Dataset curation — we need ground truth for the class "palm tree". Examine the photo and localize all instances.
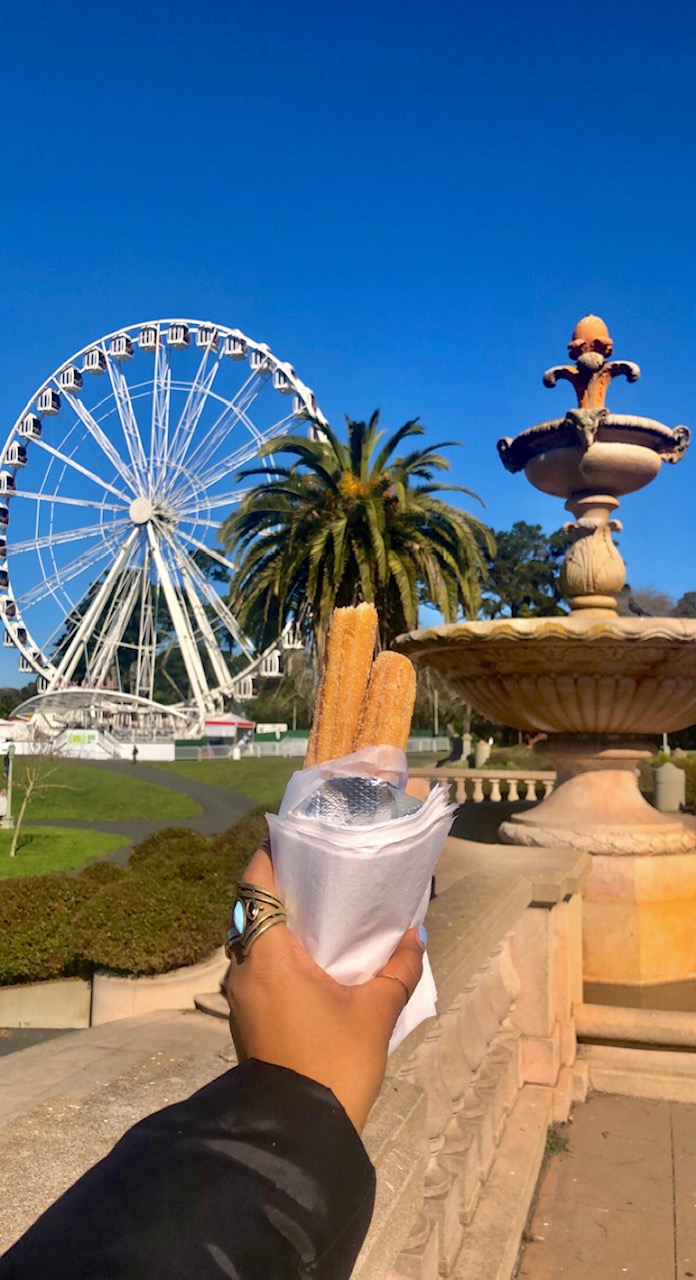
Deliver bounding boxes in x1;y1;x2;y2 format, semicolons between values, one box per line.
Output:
221;412;494;658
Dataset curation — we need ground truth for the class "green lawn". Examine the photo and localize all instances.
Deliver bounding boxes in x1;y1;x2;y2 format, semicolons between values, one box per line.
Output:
0;826;127;878
14;761;199;821
152;757;299;810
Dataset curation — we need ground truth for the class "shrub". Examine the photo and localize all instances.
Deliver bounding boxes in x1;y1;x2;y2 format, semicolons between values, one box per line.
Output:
210;809;269;860
129;827;208;867
0;809;272;985
0;876;93;985
78;861;126;886
73;874;229;976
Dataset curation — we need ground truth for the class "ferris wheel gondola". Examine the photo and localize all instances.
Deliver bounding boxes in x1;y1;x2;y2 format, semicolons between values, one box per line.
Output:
0;319;325;730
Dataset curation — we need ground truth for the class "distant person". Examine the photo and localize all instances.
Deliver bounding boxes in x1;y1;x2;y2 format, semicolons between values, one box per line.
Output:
436;721;463;769
132;744;138;765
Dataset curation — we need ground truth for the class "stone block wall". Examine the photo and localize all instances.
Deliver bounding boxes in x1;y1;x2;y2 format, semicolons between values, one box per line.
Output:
354;841;591;1280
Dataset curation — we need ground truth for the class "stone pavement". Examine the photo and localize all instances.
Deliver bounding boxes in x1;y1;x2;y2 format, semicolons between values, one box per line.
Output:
0;1010;233;1254
2;1010;696;1277
517;1092;696;1280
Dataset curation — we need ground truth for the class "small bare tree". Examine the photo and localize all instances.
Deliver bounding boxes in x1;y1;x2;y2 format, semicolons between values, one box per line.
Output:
8;750;72;858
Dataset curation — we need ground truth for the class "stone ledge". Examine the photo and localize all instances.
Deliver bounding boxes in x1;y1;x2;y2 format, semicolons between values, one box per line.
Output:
355;1080;426;1280
579;1043;696;1103
452;1084;552;1280
0;951;229;1030
0;977;91;1030
438;836;591;906
91;949;228;1026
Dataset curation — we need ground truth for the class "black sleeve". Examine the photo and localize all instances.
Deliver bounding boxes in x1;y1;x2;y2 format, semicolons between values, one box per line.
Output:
0;1059;376;1280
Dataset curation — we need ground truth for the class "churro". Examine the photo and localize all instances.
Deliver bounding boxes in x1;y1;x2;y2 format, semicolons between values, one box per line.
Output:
304;602;378;765
353;651;417;752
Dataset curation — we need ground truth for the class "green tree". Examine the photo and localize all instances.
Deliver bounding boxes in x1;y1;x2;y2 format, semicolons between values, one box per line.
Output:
482;521;567;618
672;592;696;618
222;413;494;656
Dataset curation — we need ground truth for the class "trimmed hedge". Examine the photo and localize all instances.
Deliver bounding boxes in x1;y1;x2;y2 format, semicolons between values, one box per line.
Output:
0;876;93;984
0;811;265;985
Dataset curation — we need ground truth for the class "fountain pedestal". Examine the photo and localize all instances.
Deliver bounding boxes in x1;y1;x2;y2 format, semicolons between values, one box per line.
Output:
500;738;696;987
499;738;695;856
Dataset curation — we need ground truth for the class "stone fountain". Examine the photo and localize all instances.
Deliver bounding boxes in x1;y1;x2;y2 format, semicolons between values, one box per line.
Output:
400;316;696;989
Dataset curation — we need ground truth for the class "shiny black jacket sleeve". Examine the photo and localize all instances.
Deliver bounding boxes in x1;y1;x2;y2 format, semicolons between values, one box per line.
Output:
0;1059;376;1280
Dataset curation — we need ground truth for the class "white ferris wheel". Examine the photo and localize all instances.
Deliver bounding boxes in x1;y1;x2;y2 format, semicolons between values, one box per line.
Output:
0;319;325;729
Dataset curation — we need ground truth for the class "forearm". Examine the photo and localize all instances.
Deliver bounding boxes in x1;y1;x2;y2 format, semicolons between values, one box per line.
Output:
0;1060;376;1280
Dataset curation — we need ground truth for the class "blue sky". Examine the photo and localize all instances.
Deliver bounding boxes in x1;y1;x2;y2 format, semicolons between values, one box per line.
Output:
0;0;694;684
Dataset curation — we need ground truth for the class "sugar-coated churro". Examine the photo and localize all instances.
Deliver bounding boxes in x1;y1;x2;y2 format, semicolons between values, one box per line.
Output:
353;651;417;752
304;602;378;766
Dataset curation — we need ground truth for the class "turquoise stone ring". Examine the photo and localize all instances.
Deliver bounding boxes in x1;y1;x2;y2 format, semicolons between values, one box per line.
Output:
225;883;287;957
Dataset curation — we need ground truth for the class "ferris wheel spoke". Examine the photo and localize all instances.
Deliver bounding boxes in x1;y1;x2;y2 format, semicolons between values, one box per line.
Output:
173;486;256;522
134;545;156;701
171;530;236;575
9;517;131;556
15;531;127;612
194;411;297;492
149;341;172;484
106;354;149;489
33;438;131;504
48;529;140;687
177;371;268;482
61;390;138;491
16;490;125;512
88;566;143;687
147;527;212;715
162;534;234;692
182;550;255;660
166;347;224;475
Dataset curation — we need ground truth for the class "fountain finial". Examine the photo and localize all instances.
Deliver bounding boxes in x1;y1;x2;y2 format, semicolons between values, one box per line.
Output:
542;314;640;411
497;316;691;614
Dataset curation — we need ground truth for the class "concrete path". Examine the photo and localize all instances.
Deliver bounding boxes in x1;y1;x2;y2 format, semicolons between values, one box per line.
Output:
517;1092;696;1280
0;1011;233;1254
31;759;256;864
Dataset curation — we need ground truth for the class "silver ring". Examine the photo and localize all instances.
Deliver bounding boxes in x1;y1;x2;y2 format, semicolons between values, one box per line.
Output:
225;883;287;957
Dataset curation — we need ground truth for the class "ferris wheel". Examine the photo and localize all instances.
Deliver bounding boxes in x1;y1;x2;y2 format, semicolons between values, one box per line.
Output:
0;319;325;722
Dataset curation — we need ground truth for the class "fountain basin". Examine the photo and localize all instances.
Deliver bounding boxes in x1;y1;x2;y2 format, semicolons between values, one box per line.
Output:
398;614;696;735
498;413;690;499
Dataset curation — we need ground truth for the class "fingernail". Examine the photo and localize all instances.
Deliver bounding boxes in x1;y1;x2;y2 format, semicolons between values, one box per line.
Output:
417;924;428;948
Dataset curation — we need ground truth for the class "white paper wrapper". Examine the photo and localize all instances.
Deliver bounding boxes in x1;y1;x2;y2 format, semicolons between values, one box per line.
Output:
267;746;455;1052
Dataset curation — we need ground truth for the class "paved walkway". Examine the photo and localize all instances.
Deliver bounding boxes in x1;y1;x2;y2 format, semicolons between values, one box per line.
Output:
2;1021;695;1276
517;1092;696;1280
32;760;256;864
0;1012;233;1254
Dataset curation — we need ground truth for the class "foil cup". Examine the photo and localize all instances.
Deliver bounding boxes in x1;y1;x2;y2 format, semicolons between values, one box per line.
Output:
290;775;422;827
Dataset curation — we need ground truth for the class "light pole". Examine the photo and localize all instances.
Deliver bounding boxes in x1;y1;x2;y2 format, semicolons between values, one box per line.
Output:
2;744;15;829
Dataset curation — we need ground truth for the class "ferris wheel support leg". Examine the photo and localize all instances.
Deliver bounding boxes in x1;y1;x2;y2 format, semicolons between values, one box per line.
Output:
146;526;212;722
174;557;235;694
49;530;140;689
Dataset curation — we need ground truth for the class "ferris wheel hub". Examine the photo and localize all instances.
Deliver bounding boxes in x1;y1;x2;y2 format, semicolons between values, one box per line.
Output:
129;496;155;525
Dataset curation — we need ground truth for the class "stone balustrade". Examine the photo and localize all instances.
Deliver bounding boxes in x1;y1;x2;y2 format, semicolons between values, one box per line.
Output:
354;838;591;1280
408;767;556;805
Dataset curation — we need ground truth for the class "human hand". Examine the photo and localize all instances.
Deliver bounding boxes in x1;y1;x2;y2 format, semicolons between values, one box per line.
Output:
226;844;425;1133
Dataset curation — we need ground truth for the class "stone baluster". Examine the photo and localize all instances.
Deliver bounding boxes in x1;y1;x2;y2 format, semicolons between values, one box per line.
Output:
542;778;554;797
406;1025;463;1275
438;995;474;1114
455;778;467;803
471;963;502;1050
497;933;521;1004
489;776;502;802
387;1213;439;1280
471;777;485;803
506;777;519;801
523;778;537;801
484;945;514;1024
